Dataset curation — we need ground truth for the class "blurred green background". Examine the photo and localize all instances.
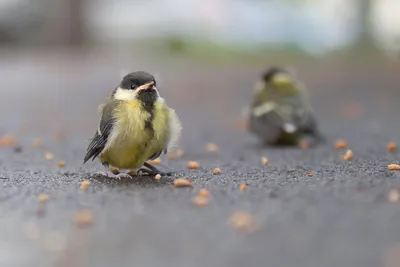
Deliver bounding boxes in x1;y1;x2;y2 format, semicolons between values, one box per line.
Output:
0;0;399;60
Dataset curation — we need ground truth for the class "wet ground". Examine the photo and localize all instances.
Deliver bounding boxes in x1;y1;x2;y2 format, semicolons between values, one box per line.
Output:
1;47;400;267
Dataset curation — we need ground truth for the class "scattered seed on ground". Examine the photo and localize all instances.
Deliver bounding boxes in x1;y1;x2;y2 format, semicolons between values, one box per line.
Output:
173;178;193;187
187;161;199;169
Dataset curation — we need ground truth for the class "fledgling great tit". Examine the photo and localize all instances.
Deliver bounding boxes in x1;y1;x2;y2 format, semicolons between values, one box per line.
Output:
84;71;182;176
249;67;323;146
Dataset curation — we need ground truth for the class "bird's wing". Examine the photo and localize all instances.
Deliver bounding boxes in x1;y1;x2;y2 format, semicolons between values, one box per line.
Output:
164;107;182;154
83;99;118;163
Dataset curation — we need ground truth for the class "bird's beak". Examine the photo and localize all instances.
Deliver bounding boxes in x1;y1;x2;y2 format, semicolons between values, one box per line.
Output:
272;73;292;86
136;81;155;93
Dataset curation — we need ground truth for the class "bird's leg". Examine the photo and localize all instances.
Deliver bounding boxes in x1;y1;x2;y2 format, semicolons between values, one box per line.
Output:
137;162;172;176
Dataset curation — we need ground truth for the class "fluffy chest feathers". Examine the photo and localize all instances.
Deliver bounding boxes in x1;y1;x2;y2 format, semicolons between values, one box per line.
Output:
101;98;170;169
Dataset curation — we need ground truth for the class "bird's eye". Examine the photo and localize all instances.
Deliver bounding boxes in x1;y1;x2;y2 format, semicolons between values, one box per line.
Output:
130;84;137;90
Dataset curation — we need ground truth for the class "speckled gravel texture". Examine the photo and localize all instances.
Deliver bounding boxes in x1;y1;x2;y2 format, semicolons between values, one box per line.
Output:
1;48;400;267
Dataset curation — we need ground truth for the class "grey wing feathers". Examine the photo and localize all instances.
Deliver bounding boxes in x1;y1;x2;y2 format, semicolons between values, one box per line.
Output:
83;100;118;163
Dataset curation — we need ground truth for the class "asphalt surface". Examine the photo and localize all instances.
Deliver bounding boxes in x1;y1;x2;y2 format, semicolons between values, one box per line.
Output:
1;48;400;267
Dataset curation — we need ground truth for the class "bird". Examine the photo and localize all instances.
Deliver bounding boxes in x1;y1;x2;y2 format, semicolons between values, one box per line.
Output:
248;67;323;147
84;71;182;176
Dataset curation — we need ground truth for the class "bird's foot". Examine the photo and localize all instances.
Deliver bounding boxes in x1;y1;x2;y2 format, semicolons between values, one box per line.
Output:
116;173;132;180
136;162;173;176
92;171;109;178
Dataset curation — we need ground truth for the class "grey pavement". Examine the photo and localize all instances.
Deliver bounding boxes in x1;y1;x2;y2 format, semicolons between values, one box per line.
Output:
1;48;400;267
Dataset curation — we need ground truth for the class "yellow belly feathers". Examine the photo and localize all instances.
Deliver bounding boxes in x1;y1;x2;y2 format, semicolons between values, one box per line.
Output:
100;99;170;169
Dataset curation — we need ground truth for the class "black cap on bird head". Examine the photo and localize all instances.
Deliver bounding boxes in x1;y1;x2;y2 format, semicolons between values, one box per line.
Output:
262;67;289;82
262;67;293;87
120;71;156;90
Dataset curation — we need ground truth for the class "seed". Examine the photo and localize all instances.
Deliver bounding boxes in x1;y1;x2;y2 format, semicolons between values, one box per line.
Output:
176;149;184;158
155;174;161;180
239;184;247;191
298;139;309;149
73;210;93;227
341;149;353;161
212;168;222;175
261;157;269;166
173;178;193;187
206;143;218;152
388;189;400;203
187;161;199;169
229;211;257;232
0;136;15;147
45;151;54;161
388;142;397;152
57;161;65;167
335;139;347;149
388;164;400;171
198;189;210;198
38;193;49;203
127;170;137;176
109;167;120;175
307;173;313;177
192;196;209;207
80;180;90;191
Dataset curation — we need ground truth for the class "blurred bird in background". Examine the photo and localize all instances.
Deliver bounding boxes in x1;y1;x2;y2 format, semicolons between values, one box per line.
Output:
249;67;323;147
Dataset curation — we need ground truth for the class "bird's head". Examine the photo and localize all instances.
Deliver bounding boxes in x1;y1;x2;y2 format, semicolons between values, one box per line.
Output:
257;67;299;95
113;71;159;105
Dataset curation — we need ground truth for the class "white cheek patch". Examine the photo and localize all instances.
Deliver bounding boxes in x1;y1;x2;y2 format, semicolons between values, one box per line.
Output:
113;87;137;101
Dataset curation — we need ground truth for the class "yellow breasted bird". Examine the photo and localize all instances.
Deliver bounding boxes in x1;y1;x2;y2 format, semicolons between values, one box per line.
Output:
84;71;182;175
249;67;323;146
